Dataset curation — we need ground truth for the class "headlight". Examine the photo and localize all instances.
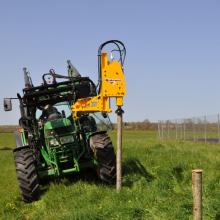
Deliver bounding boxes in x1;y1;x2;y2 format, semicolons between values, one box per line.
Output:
60;135;74;144
49;139;59;146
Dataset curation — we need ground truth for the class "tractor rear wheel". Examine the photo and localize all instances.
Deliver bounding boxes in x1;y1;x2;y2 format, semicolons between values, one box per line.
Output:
90;132;116;184
14;148;40;202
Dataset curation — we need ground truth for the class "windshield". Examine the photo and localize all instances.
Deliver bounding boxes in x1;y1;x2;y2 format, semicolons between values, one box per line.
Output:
35;102;112;131
54;102;72;118
36;102;72;119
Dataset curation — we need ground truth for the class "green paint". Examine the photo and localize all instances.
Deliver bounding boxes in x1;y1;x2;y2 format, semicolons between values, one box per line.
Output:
20;131;27;146
37;115;98;179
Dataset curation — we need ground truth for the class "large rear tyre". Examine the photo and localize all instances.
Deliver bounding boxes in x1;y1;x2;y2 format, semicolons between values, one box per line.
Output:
14;148;40;202
90;133;116;184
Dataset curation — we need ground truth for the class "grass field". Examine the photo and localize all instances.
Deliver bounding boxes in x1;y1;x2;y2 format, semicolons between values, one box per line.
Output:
0;131;220;220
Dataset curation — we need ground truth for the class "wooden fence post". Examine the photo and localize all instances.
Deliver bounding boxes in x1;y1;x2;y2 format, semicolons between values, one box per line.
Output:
192;169;203;220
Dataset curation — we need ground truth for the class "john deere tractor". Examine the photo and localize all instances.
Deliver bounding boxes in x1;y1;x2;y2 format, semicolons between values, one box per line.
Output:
4;40;126;202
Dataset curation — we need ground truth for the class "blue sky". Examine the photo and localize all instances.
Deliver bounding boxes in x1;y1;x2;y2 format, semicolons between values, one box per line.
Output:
0;1;220;124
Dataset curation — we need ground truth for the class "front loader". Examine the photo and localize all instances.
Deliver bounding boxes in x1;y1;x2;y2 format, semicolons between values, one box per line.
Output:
4;40;126;202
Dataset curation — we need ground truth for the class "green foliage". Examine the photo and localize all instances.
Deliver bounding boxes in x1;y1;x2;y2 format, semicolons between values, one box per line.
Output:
0;131;219;219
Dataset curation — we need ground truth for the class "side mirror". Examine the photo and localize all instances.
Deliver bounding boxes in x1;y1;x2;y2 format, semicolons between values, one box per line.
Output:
4;98;12;111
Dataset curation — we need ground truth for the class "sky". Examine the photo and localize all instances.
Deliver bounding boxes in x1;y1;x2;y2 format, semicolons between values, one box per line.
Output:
0;1;220;124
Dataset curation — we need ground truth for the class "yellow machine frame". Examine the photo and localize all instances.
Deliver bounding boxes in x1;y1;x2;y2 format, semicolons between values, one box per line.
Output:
71;52;126;118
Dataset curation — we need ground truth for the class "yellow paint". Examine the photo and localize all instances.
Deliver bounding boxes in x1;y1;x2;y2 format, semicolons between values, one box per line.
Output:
72;52;126;118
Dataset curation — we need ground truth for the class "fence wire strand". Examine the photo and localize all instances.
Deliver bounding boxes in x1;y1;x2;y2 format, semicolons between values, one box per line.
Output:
157;114;220;143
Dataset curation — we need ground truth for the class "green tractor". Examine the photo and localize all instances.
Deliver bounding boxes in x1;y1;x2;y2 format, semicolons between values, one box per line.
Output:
4;40;126;202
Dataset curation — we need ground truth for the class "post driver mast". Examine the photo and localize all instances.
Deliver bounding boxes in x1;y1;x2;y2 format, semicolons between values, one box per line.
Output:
72;40;126;191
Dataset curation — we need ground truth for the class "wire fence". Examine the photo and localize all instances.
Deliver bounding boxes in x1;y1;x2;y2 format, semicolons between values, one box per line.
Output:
157;114;220;143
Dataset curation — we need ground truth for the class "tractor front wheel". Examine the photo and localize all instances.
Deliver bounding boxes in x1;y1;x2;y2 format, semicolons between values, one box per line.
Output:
90;132;116;184
14;148;40;202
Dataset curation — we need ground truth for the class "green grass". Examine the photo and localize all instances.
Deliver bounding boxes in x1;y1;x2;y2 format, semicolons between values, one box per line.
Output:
0;131;220;220
0;133;15;148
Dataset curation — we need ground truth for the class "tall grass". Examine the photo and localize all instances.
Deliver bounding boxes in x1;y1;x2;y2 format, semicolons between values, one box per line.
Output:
0;131;219;219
